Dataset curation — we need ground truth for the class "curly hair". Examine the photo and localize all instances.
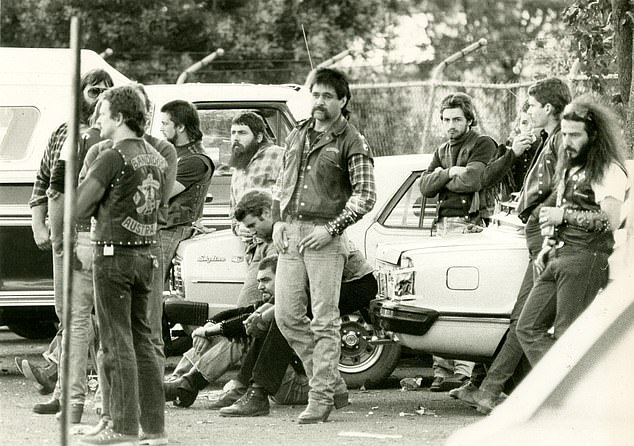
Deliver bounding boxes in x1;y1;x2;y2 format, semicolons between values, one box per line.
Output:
557;94;626;184
233;189;272;222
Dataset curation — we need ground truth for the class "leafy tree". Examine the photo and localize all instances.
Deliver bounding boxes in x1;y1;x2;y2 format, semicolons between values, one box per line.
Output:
564;0;634;156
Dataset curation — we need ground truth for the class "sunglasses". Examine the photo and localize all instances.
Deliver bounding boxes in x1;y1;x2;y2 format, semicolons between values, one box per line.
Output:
86;86;108;99
562;104;593;123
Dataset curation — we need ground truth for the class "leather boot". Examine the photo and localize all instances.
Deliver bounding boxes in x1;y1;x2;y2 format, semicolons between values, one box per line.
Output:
297;401;333;424
33;398;60;414
219;387;270;417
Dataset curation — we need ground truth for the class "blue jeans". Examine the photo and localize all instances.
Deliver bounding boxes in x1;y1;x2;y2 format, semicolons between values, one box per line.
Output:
93;245;165;436
55;231;98;405
275;220;348;406
517;246;609;366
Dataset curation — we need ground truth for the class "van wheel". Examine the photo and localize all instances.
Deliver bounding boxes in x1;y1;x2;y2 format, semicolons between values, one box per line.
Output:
8;322;57;340
339;312;401;389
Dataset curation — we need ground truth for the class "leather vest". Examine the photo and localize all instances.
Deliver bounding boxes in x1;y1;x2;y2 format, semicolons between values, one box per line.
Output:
93;138;167;245
164;152;214;228
556;168;614;254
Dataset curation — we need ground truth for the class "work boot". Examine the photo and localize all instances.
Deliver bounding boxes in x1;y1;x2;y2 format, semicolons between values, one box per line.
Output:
219;387;270;417
208;386;246;410
22;359;57;395
297;401;333;424
33;398;60;414
471;389;501;415
55;403;84;424
164;370;207;408
448;381;479;409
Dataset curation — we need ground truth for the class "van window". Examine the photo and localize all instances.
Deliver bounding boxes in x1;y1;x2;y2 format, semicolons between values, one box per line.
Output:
0;107;40;161
195;107;292;207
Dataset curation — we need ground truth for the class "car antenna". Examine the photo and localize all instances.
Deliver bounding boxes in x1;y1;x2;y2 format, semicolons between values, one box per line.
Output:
301;24;314;70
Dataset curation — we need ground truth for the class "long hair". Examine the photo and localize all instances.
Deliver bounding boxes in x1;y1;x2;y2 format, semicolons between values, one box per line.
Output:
160;100;203;142
308;68;352;119
556;95;626;184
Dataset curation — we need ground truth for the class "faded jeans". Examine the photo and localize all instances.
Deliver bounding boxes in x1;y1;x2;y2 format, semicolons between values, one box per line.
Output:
181;337;244;382
517;246;609;366
275;220;348;406
93;245;165;436
54;231;98;405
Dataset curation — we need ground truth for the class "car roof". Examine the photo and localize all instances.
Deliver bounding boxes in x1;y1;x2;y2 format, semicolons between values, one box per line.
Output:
144;83;312;122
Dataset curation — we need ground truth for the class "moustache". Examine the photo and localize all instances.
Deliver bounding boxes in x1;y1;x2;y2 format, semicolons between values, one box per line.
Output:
312;106;327;113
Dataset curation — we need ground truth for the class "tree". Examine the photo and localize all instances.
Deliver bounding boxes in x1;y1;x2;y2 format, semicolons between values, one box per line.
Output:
0;0;410;84
564;0;634;156
413;0;566;83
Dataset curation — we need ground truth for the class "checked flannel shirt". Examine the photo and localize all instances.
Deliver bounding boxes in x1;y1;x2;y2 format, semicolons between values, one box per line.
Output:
29;123;68;208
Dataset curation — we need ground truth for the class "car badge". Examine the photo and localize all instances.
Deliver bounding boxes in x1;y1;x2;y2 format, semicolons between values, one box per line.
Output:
231;256;244;263
197;255;226;263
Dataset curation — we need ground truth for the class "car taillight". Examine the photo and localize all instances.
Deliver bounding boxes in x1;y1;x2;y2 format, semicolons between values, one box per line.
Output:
169;255;184;297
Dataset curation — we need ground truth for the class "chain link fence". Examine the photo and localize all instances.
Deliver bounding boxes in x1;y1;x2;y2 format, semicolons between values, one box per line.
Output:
349;78;620;157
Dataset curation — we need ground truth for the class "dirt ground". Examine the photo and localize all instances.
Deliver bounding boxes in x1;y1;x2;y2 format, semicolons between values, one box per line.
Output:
0;328;482;446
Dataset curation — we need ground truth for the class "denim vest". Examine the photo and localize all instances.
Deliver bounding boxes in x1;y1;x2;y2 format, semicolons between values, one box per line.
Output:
164;152;214;229
556;168;614;254
93;139;167;245
279;116;370;220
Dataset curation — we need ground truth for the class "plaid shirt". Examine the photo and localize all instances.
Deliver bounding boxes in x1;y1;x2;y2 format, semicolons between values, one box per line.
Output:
29;123;68;208
230;142;284;210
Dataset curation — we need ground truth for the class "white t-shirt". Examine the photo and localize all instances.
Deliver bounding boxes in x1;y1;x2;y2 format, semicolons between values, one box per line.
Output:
593;162;628;204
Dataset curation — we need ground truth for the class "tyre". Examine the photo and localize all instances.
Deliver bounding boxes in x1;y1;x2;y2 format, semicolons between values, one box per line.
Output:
338;312;401;389
8;321;58;340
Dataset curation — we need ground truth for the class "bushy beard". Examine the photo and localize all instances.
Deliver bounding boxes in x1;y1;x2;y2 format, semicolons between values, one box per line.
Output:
229;139;260;169
564;141;590;168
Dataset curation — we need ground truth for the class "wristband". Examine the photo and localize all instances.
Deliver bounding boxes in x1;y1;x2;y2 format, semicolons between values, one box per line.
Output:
562;208;610;232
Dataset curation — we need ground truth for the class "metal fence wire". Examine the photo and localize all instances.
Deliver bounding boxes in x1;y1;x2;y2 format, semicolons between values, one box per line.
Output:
348;78;619;157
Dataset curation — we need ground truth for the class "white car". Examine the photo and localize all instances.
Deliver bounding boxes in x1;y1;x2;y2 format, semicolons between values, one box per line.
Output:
446;195;634;446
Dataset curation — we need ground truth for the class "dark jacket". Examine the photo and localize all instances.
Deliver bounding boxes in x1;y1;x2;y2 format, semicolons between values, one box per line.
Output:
277;115;372;220
420;130;496;218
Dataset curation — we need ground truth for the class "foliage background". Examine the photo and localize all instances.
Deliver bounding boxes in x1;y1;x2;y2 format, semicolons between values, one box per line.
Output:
1;0;631;156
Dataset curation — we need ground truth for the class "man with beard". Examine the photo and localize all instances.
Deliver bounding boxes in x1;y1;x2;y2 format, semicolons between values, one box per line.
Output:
420;92;497;232
450;78;571;414
229;111;283;306
517;96;627;366
159;100;214;285
23;69;114;416
272;68;376;424
418;92;497;393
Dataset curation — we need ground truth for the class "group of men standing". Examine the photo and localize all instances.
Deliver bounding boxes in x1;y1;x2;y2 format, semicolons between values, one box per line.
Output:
22;63;627;444
26;67;376;444
417;78;627;415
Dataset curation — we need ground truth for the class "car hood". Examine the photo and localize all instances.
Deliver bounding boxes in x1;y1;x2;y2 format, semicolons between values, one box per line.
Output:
376;229;526;265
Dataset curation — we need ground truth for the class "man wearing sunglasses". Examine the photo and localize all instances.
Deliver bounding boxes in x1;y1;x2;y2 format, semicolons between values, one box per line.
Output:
24;69;114;419
517;96;628;365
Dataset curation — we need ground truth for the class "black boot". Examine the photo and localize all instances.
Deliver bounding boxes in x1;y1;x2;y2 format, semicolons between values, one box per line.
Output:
165;370;208;408
219;386;270;417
